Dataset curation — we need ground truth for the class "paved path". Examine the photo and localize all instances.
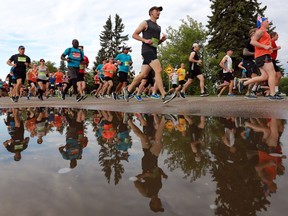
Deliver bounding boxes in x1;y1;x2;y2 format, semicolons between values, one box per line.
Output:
1;95;288;119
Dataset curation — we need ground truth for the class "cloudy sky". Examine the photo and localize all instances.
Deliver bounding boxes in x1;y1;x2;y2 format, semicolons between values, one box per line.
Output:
0;0;287;80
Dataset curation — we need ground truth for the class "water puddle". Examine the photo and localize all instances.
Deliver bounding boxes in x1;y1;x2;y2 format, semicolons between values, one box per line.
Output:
0;107;287;215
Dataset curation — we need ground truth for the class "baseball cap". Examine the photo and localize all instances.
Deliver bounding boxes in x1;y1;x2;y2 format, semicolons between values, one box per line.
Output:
256;15;267;28
18;45;25;49
149;6;163;15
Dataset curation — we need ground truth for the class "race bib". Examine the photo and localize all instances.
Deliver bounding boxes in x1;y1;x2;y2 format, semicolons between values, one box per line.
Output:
18;56;27;62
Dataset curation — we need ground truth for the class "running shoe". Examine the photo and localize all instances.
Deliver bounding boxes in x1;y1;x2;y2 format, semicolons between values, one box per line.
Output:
200;92;209;97
105;94;111;98
77;95;84;102
227;93;235;97
150;94;160;99
128;93;134;100
276;92;286;97
99;94;105;99
82;95;88;101
179;92;185;98
162;92;176;104
135;95;143;101
14;96;19;102
244;94;257;99
268;94;285;101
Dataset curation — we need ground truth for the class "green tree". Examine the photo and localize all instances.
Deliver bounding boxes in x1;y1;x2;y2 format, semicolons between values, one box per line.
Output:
59;60;67;73
207;0;266;58
158;16;207;94
95;14;129;67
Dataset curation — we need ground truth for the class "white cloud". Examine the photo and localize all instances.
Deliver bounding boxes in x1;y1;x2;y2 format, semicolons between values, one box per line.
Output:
0;0;287;80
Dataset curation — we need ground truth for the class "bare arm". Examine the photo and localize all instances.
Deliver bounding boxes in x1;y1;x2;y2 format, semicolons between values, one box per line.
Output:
7;59;15;67
189;51;201;63
219;56;229;71
250;30;272;50
132;21;150;44
238;61;246;70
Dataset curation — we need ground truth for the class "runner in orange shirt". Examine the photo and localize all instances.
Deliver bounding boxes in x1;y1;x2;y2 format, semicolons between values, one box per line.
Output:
26;63;38;99
100;57;117;98
55;70;64;98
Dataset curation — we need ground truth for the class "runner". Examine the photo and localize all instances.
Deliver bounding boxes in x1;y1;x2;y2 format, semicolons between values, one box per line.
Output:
6;45;31;102
60;39;84;100
123;6;176;104
238;16;284;101
77;45;89;101
112;46;133;100
36;59;50;101
26;63;38;99
179;43;209;98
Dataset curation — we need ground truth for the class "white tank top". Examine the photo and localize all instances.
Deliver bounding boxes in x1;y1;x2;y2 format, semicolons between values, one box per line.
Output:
223;55;233;73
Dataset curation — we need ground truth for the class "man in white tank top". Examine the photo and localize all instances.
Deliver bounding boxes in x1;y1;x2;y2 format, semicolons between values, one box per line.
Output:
219;48;235;96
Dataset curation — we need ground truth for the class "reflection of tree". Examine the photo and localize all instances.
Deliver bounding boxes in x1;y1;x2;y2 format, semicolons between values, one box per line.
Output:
98;141;127;185
163;116;211;182
210;117;269;216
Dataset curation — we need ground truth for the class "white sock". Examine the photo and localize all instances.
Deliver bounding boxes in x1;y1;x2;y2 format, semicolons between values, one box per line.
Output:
275;86;279;92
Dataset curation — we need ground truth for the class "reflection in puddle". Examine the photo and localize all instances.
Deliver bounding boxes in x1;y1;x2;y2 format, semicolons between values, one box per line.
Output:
0;107;287;215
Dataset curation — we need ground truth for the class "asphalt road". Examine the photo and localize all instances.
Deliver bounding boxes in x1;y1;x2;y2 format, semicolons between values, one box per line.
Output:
1;95;288;119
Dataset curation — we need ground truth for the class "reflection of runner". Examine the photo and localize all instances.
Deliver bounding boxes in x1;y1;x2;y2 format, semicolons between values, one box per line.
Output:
3;108;30;161
59;109;87;169
128;114;167;212
35;107;49;144
184;115;205;162
244;118;286;196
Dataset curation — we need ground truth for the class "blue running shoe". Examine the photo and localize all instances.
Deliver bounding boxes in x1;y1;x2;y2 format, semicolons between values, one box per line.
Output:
151;94;160;99
135;95;143;101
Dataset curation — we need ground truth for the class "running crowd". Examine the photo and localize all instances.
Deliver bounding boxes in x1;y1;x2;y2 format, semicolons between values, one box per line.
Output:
0;7;285;103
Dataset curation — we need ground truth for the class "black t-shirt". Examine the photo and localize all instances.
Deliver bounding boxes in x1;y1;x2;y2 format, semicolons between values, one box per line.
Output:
9;54;31;74
242;40;255;61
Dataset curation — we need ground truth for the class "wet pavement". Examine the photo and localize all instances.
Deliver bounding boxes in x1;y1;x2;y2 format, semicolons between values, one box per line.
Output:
1;95;288;118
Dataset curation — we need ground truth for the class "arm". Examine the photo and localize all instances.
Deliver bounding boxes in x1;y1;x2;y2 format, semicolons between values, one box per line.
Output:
7;57;15;67
132;21;152;45
250;30;272;50
219;56;229;71
238;61;246;70
189;51;201;64
61;49;70;62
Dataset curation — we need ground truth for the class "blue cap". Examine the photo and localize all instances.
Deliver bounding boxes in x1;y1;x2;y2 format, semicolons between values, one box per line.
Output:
257;15;267;28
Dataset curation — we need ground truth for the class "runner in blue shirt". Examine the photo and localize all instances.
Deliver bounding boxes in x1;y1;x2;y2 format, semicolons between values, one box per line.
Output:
112;47;133;100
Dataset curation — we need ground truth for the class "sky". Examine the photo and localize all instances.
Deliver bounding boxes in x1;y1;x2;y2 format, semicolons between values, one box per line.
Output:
0;0;287;80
